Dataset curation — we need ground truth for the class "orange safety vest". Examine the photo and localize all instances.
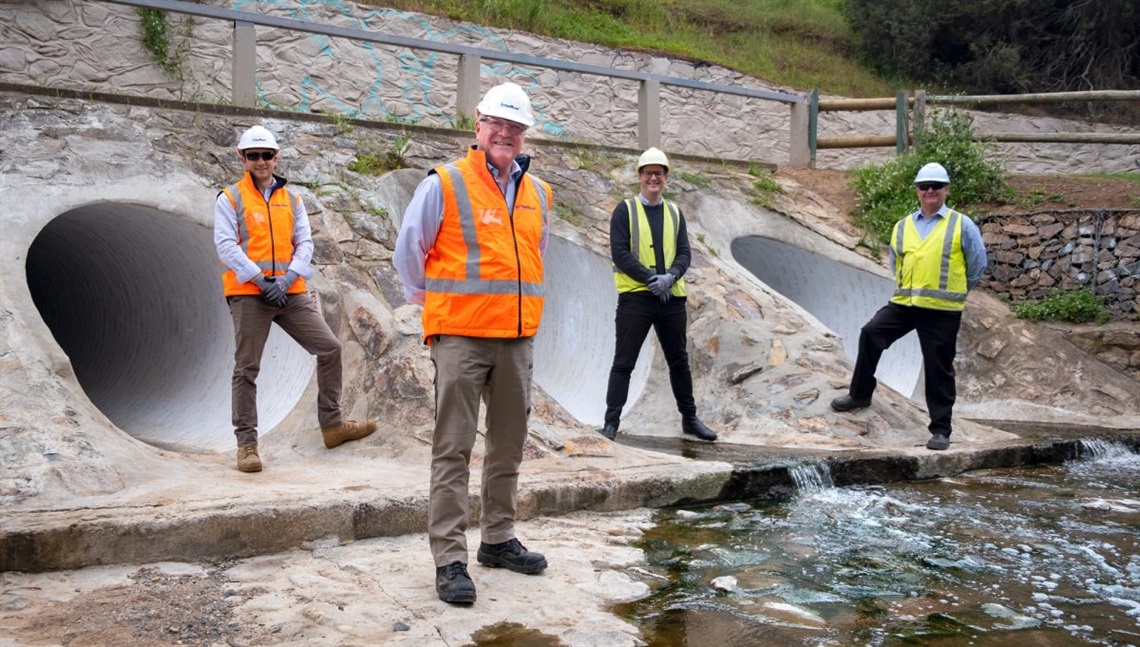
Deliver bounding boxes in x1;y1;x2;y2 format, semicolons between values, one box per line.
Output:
219;173;308;297
421;147;551;343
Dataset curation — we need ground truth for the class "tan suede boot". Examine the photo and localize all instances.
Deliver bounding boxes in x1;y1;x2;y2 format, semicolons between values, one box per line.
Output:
321;419;377;449
236;446;262;472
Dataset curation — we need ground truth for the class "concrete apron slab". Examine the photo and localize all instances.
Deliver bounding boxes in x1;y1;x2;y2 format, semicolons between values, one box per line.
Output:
5;430;1138;573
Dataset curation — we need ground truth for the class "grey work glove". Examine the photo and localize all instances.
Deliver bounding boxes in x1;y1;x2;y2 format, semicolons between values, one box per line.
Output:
646;273;675;296
263;271;297;308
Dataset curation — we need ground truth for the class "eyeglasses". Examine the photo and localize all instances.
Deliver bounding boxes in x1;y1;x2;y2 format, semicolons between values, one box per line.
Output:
916;183;946;192
640;170;666;179
479;117;528;136
243;151;277;161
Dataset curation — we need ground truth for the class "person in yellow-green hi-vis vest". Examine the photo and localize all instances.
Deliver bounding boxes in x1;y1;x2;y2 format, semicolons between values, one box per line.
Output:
830;162;989;451
600;148;717;443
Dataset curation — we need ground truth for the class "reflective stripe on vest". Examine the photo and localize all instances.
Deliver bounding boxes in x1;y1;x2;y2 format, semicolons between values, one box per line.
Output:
421;148;550;341
220;174;307;297
890;209;967;311
613;198;687;296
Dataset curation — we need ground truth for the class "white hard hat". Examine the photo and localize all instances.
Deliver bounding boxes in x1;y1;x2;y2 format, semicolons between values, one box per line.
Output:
914;162;950;184
637;147;670;172
238;125;279;150
476;82;535;128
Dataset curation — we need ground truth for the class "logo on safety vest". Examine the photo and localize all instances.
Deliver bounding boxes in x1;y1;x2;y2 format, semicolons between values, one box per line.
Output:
478;209;503;225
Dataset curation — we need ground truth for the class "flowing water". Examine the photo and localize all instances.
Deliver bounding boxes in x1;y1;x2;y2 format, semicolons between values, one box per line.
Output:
619;440;1140;646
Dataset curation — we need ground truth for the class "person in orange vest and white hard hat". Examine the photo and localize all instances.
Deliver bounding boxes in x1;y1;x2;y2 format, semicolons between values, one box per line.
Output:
600;147;718;443
830;162;988;451
214;124;376;473
394;81;553;605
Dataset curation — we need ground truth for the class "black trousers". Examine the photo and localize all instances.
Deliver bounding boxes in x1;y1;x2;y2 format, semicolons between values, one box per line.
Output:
850;302;963;435
604;292;695;428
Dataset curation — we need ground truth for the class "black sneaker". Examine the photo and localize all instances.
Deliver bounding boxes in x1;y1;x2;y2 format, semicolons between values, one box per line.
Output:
435;561;476;604
926;432;951;451
476;538;548;574
681;416;718;441
599;425;618;440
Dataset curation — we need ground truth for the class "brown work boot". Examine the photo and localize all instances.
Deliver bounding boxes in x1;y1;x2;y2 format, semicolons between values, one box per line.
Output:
236;446;262;472
321;419;377;449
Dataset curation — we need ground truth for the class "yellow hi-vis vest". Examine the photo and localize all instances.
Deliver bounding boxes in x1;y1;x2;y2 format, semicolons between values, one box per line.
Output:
613;198;687;297
890;209;968;311
421;147;551;343
219;173;307;297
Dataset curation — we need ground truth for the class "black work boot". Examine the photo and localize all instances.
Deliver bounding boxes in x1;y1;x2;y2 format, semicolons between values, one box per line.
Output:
436;561;476;604
681;416;718;441
599;424;618;440
926;432;951;451
830;394;872;412
477;538;548;574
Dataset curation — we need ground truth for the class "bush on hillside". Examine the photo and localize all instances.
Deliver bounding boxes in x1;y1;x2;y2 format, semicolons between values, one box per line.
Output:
849;110;1010;244
1012;289;1111;325
843;0;1140;118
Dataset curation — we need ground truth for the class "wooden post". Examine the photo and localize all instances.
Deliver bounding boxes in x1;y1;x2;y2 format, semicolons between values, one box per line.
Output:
808;88;819;168
788;98;809;168
638;79;661;150
456;53;481;126
895;90;908;155
913;89;927;148
232;20;256;108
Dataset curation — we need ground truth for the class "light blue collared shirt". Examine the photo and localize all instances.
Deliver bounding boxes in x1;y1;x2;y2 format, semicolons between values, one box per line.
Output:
393;159;548;305
888;205;988;290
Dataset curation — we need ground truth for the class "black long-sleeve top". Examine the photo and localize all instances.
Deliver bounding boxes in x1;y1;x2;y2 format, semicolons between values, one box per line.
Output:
609;197;692;285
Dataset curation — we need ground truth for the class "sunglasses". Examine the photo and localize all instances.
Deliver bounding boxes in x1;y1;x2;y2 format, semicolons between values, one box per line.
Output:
916;183;946;192
243;151;277;161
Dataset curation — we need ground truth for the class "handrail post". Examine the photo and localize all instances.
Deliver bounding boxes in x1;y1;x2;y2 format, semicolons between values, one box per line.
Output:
638;79;661;150
232;20;256;108
808;88;819;168
788;97;809;168
895;89;907;155
913;89;927;147
456;53;481;125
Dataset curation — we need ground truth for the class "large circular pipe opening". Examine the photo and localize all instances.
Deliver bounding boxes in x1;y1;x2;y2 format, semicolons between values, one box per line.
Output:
534;236;652;427
25;203;313;452
731;236;921;398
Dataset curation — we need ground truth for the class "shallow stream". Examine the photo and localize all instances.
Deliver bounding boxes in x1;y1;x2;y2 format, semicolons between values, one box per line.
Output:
621;439;1140;646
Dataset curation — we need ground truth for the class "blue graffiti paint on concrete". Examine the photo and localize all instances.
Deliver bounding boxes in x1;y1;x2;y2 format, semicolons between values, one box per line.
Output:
232;0;565;136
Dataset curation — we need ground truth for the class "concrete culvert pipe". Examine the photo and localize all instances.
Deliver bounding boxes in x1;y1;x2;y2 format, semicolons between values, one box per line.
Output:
533;236;652;428
731;235;922;398
25;203;313;453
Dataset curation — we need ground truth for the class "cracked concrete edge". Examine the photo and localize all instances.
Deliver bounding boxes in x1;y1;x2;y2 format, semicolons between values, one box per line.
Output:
7;432;1140;573
1;460;735;572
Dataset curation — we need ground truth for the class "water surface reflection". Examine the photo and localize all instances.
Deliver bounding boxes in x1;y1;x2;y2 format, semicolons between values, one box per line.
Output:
622;440;1140;646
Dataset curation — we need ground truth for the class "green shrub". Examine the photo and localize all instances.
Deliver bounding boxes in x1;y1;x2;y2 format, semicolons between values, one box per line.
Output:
347;135;411;175
849;109;1011;244
1011;289;1111;325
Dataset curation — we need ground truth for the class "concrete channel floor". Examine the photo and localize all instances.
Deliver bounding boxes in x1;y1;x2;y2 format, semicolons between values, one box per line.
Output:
3;425;1138;647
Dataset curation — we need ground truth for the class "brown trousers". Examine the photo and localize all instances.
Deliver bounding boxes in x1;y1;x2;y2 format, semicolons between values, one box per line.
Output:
428;335;534;567
228;293;343;446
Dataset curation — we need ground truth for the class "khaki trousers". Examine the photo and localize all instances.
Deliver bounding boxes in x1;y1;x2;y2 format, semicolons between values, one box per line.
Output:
228;293;343;446
428;335;534;567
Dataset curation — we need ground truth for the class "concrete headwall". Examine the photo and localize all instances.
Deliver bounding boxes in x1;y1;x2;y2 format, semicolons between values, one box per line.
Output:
2;0;1138;173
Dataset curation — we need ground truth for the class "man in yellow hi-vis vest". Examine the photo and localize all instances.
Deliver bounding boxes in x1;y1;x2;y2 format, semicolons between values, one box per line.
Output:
830;162;988;450
394;82;552;605
600;148;718;443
